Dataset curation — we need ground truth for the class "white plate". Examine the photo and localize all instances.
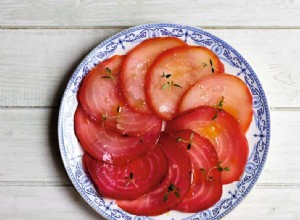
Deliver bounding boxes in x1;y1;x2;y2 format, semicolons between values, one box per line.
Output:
58;23;270;220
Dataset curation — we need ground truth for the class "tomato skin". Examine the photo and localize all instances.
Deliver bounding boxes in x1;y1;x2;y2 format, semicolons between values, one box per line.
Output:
121;37;187;114
170;130;222;212
117;132;191;216
166;106;249;184
145;45;224;120
86;146;168;200
179;74;253;132
78;55;162;136
74;106;161;164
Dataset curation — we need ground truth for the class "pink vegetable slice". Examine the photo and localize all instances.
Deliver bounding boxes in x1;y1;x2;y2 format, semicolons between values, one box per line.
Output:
78;55;162;136
117;132;191;216
179;74;253;132
74;106;161;164
171;130;222;212
145;46;224;120
166;106;249;184
87;146;168;200
121;37;187;114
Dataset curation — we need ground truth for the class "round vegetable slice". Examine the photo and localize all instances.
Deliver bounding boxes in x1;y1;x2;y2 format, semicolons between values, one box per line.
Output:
117;132;191;216
87;146;168;200
74;106;161;164
145;46;224;120
121;37;186;114
179;74;253;132
78;55;162;136
166;106;249;184
171;130;222;212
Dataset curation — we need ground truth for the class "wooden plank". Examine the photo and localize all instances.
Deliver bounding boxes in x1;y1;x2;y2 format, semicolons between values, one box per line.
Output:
0;185;299;219
1;29;300;108
0;186;101;220
0;0;300;28
0;108;299;184
0;108;69;182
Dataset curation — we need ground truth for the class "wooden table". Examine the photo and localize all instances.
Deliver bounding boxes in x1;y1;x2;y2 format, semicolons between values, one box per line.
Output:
1;1;300;219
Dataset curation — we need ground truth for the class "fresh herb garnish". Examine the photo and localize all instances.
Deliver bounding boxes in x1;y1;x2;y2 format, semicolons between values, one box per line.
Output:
101;114;108;122
125;172;138;187
163;183;180;202
212;96;224;120
212;111;218;120
204;161;230;182
176;132;194;150
162;81;182;91
161;72;172;78
101;67;116;83
217;96;224;108
203;59;215;74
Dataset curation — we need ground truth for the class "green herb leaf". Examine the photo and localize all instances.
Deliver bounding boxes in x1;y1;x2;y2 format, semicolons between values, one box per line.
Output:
163;194;168;202
224;167;230;171
212;111;218;120
175;191;180;198
162;83;169;90
200;168;206;174
101;76;111;79
101;114;107;122
168;183;175;192
106;67;112;74
218;96;224;107
173;83;182;88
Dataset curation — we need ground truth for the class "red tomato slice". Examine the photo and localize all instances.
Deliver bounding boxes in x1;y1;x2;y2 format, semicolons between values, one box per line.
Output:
179;74;253;132
117;132;191;216
74;106;161;164
145;46;224;120
121;37;186;114
88;146;168;200
170;130;222;212
166;106;249;184
78;55;162;136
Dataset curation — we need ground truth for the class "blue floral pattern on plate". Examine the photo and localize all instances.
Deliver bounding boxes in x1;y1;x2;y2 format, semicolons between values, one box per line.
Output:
58;23;270;220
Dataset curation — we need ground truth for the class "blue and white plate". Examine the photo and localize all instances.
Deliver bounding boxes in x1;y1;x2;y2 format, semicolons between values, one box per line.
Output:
58;23;270;220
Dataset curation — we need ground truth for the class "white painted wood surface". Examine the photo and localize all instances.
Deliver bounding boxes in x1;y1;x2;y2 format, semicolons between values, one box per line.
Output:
0;1;300;219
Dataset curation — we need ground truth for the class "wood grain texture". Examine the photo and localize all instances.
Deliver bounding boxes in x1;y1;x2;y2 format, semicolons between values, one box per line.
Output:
0;0;300;28
0;186;101;220
0;186;299;220
1;29;300;108
0;108;299;184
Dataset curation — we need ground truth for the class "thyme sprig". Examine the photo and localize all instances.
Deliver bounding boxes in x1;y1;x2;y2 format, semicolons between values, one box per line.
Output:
101;67;116;83
163;183;180;202
176;132;195;150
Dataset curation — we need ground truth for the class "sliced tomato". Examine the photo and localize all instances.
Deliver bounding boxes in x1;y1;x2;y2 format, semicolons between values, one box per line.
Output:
179;74;253;132
74;106;161;164
117;132;191;216
78;55;162;136
88;146;168;200
169;130;222;212
166;106;249;184
121;37;186;114
145;46;224;120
